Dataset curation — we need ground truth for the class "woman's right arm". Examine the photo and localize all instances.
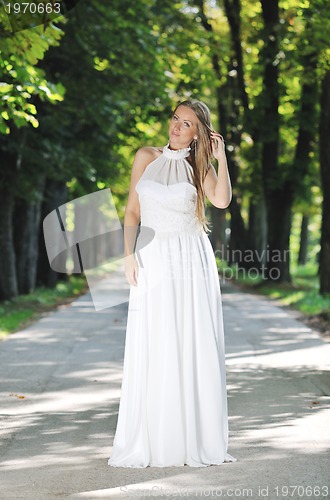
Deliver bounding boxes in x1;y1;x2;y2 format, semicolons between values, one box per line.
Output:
124;147;155;286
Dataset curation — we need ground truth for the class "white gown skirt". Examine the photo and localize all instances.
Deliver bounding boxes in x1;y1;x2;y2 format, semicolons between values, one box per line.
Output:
108;230;236;467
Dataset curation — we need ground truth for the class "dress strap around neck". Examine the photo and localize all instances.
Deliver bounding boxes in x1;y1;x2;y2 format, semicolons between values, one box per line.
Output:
163;143;191;160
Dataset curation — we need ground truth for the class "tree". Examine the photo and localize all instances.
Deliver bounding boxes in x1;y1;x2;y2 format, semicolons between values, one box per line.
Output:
319;69;330;295
0;16;65;299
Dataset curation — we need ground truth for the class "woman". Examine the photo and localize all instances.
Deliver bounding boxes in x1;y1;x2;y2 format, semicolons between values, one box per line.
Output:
108;99;236;467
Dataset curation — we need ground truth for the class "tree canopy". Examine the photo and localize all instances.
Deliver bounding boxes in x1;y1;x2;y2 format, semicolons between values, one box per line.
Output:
0;0;329;300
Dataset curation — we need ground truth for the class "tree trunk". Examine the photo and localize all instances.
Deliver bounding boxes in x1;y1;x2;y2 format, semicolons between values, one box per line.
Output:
264;189;292;282
14;178;45;294
37;179;68;288
319;70;330;295
223;0;249;112
260;0;293;282
209;205;227;259
293;52;318;269
0;137;19;300
195;0;249;264
228;194;248;266
0;188;18;299
247;196;267;268
298;215;309;265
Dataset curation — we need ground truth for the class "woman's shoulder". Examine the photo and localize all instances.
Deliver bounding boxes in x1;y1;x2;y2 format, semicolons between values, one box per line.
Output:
135;145;164;160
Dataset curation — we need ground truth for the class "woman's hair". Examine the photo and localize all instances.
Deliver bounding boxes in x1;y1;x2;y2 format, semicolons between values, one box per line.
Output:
172;99;214;233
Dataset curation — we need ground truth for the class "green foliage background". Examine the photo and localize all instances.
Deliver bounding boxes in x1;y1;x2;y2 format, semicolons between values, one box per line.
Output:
0;0;329;306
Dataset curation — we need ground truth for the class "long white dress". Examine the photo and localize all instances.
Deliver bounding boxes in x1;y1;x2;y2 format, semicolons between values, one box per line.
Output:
108;143;236;467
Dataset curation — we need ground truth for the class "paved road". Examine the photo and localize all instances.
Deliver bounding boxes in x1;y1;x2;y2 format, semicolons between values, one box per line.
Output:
0;266;329;499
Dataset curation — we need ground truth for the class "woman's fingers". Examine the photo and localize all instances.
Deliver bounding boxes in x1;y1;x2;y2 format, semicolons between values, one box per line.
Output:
125;258;139;286
128;269;138;286
210;131;225;156
128;274;137;286
210;131;224;142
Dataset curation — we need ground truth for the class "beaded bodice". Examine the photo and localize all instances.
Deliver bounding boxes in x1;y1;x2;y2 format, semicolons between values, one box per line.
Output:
135;143;204;238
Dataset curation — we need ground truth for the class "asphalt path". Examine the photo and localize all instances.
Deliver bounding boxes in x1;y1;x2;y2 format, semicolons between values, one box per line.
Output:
0;266;329;499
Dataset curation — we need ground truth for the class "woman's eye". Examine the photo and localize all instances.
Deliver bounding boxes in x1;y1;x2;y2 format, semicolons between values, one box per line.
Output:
184;123;190;127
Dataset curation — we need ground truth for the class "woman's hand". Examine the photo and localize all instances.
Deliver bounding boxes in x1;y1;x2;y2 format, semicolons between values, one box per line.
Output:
210;131;225;161
124;254;139;286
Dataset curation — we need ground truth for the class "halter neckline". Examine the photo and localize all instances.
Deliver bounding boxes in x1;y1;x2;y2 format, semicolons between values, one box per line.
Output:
162;142;191;160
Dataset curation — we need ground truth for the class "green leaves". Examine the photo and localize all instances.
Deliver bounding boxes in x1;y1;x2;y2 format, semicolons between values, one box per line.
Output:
0;14;65;133
0;82;13;93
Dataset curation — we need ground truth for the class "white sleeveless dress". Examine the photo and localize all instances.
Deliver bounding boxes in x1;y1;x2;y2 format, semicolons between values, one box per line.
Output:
108;143;236;467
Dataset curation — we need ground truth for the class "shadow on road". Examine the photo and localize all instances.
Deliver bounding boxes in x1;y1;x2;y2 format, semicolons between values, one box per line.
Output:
0;284;329;498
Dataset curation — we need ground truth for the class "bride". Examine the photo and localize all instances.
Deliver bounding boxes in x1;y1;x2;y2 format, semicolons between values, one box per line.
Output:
108;99;236;467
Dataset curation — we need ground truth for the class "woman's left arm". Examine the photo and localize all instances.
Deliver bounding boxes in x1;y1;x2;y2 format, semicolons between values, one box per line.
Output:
203;131;232;209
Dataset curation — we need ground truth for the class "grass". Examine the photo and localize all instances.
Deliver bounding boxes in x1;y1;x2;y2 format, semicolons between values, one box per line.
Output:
216;259;330;319
0;276;88;340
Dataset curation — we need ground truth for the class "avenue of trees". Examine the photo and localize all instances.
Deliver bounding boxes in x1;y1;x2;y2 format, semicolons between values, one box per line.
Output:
0;0;329;301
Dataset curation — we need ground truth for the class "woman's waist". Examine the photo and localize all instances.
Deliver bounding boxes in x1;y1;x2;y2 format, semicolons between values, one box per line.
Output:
138;218;204;238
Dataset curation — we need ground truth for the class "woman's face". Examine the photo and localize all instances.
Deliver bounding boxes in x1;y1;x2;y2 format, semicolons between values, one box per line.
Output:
168;105;198;150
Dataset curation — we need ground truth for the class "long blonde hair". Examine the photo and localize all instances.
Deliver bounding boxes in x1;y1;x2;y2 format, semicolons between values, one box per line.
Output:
172;99;214;233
